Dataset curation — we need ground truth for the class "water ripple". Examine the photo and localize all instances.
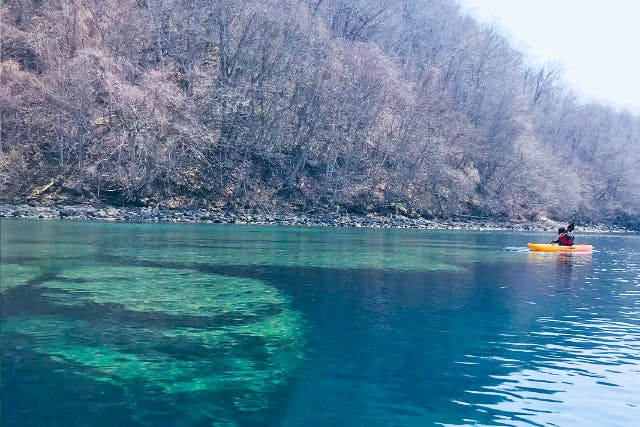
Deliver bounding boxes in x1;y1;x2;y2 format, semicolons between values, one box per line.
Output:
455;315;640;426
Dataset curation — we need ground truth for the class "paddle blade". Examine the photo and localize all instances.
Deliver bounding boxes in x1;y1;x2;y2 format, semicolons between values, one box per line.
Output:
567;223;575;232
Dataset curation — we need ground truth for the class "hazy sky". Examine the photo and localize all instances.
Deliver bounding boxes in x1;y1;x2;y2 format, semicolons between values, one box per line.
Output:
459;0;640;112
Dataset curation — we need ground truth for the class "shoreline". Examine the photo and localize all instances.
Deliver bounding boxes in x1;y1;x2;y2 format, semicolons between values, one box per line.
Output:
0;203;633;233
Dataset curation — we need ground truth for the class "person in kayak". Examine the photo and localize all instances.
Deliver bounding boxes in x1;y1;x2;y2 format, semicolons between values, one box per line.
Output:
549;227;574;246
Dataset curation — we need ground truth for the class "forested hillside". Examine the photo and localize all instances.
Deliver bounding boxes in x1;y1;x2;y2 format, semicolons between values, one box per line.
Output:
2;0;639;223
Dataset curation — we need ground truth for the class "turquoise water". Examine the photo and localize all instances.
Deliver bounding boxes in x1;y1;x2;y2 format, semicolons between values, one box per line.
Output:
1;220;639;426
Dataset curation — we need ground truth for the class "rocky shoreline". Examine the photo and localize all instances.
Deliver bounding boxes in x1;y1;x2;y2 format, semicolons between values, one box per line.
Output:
0;202;632;233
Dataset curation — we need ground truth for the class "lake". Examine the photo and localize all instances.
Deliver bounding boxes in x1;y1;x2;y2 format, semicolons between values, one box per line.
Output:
1;220;639;426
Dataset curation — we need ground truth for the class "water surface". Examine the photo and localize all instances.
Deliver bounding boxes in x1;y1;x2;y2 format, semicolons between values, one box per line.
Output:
2;220;639;426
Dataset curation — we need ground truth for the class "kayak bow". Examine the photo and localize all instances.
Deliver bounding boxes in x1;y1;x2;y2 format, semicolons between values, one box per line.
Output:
527;243;593;253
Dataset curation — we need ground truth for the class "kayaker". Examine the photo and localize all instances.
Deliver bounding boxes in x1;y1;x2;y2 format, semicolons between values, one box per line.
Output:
549;227;574;246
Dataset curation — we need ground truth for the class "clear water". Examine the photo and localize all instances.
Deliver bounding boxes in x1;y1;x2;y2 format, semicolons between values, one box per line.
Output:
1;219;639;426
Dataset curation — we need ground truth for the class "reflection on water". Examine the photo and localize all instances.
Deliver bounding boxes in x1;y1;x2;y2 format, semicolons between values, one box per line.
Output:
2;220;639;426
526;251;593;266
526;251;593;288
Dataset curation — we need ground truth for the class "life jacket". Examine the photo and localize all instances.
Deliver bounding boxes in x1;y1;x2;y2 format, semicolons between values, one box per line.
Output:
558;233;574;246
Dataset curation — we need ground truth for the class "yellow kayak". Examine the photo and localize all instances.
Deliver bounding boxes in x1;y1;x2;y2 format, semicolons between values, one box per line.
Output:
527;243;593;253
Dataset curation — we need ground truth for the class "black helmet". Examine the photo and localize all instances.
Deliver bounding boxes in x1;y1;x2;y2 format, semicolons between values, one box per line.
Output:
558;227;566;233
